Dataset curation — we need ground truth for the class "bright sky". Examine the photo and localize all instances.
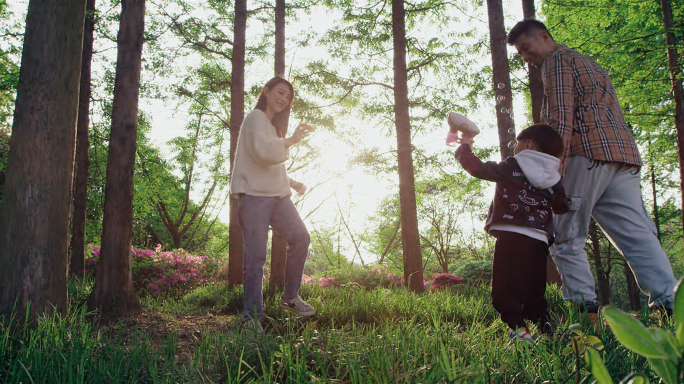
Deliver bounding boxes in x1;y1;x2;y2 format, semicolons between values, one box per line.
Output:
134;0;532;263
6;0;532;262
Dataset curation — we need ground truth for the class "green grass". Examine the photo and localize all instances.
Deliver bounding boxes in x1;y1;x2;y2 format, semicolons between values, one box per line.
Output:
0;280;667;383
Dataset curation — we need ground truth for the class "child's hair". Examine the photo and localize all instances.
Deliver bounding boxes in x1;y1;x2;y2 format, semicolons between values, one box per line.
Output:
516;124;563;157
254;76;294;138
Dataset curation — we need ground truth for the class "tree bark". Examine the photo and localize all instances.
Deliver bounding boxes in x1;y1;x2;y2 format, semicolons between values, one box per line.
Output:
0;0;87;320
274;0;285;77
521;0;543;123
658;0;684;239
392;0;424;292
88;0;145;316
269;0;287;291
486;0;516;159
589;219;610;305
624;262;642;311
71;0;96;279
228;0;247;286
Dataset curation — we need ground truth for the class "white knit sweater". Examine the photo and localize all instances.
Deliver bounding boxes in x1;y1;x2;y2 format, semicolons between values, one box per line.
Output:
230;109;291;197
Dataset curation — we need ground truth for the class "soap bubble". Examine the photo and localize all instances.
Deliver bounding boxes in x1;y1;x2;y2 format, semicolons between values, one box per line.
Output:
508;140;517;149
508;127;515;134
500;107;507;113
496;95;505;101
497;82;506;89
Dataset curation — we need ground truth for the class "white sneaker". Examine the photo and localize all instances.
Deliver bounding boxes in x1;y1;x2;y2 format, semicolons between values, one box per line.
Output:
447;112;480;135
508;327;534;346
279;295;316;317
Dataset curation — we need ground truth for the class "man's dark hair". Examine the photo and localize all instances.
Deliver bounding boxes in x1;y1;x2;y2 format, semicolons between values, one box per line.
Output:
507;19;554;45
516;123;563;157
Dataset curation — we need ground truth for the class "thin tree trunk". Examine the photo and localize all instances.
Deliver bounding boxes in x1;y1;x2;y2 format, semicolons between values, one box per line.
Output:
589;220;610;305
659;0;684;239
71;0;96;278
88;0;145;316
521;0;543;123
0;0;87;321
269;0;287;291
228;0;247;286
274;0;285;77
624;261;642;311
392;0;424;292
649;136;661;241
486;0;516;160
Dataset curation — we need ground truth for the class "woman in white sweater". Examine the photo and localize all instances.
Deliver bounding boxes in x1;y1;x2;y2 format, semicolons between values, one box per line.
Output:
230;76;315;327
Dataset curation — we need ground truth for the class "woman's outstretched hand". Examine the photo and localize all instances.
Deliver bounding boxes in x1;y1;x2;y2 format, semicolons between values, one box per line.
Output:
285;123;315;147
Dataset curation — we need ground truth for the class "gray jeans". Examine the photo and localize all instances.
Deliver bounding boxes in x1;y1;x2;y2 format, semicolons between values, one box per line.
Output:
550;156;676;307
237;195;310;319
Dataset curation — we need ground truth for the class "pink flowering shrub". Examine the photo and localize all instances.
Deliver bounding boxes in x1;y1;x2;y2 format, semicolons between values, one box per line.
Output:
300;266;461;292
84;244;228;296
428;273;465;292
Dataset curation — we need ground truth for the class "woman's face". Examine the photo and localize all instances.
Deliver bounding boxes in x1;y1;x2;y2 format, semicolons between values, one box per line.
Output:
263;82;293;115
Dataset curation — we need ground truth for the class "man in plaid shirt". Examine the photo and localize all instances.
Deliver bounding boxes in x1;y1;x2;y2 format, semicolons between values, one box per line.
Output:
507;19;676;315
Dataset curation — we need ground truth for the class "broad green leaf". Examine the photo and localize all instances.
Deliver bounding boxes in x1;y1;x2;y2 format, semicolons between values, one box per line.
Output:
569;323;583;336
585;347;613;384
648;328;680;360
586;335;605;351
601;306;667;359
619;373;649;384
674;277;684;349
648;357;678;384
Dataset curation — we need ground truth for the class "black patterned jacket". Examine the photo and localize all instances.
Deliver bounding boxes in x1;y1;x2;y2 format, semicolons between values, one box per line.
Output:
455;144;570;244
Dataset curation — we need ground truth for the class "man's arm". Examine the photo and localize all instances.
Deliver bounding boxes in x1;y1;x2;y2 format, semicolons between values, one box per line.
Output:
543;52;575;166
454;144;504;182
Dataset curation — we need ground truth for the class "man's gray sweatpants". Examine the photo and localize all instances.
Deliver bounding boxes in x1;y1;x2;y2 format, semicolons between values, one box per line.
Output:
238;195;310;319
550;156;676;308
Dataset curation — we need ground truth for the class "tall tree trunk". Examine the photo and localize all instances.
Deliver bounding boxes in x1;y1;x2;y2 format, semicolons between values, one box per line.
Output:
0;0;87;320
589;219;610;305
521;0;543;123
624;262;642;311
659;0;684;238
228;0;247;286
269;0;287;291
486;0;516;160
649;136;661;241
274;0;285;77
88;0;145;316
392;0;423;292
71;0;96;279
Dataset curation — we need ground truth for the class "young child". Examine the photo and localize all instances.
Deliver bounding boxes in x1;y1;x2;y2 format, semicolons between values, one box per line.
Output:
453;122;570;343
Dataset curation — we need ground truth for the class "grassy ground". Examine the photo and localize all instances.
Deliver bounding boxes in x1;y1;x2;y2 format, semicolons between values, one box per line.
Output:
0;277;666;383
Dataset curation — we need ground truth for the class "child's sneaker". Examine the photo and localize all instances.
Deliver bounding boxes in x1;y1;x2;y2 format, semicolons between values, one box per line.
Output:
508;327;535;346
279;295;316;317
447;112;480;135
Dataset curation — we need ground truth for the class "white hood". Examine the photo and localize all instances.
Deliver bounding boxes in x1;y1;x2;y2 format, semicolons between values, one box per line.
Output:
514;150;561;189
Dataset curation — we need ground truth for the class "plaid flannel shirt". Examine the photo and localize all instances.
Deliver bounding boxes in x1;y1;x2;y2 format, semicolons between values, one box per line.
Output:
540;45;642;175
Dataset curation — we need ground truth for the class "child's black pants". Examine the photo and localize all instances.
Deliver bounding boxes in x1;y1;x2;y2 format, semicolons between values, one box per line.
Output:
491;231;549;330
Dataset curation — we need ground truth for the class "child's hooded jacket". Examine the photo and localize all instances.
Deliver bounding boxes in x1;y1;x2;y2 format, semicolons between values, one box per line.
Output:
455;145;570;244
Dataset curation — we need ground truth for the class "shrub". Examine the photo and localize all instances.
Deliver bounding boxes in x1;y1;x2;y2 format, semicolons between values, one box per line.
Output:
453;259;492;285
84;244;228;297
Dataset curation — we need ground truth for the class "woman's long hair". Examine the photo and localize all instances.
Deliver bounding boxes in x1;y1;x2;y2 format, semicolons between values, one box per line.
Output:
254;76;294;138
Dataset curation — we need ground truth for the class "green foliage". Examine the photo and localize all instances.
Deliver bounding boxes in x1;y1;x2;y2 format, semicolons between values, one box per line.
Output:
453;259;493;285
582;276;684;384
2;276;670;383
